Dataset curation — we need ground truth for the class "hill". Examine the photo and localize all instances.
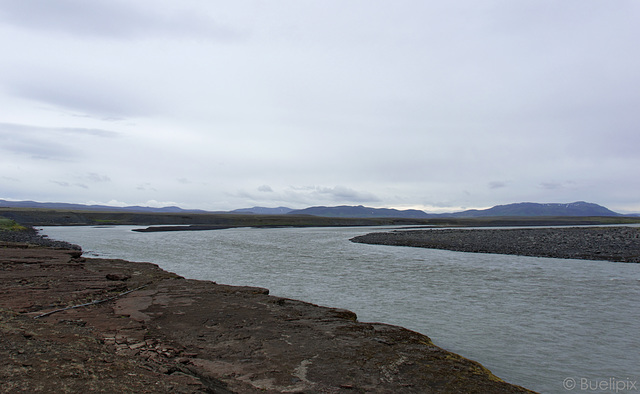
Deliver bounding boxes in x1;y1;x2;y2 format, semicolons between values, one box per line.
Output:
230;206;293;214
0;200;208;214
288;205;431;218
449;201;620;218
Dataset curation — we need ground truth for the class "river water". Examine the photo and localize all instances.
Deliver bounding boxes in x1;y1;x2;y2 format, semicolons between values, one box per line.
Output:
40;225;640;393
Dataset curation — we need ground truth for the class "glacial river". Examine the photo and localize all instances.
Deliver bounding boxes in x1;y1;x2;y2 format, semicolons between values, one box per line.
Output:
40;225;640;393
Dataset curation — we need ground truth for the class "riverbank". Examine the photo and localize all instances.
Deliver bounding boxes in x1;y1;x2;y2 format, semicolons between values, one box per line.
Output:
0;232;534;392
0;223;80;250
350;226;640;263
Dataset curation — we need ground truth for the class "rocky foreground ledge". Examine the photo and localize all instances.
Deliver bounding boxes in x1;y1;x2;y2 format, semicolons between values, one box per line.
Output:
351;226;640;263
0;241;534;393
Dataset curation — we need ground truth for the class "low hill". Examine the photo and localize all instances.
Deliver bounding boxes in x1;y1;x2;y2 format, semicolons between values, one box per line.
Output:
231;206;293;214
0;200;208;214
288;205;430;218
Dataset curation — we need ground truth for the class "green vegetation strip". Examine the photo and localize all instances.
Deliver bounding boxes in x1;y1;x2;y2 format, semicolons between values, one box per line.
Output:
0;218;26;231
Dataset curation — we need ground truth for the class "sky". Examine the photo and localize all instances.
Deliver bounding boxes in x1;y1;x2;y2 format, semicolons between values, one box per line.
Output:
1;1;639;213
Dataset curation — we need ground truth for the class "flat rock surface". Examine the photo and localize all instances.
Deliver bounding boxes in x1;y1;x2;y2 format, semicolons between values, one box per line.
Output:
351;226;640;263
0;244;534;393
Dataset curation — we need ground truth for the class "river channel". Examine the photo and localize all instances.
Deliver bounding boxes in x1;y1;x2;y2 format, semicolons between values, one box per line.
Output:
40;225;640;393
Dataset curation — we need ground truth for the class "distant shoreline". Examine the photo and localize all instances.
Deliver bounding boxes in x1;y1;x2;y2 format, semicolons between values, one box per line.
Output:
351;226;640;263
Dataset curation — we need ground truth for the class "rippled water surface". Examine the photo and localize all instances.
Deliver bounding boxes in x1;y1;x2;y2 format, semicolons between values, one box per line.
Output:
40;225;640;393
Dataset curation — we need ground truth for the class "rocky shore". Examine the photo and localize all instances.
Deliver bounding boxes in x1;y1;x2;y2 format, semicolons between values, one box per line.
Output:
350;226;640;263
0;224;80;250
0;231;534;393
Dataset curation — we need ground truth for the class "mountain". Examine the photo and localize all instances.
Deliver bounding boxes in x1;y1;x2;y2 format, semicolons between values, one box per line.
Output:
287;205;430;219
0;199;208;213
287;202;621;218
230;206;293;215
1;199;624;218
447;201;620;218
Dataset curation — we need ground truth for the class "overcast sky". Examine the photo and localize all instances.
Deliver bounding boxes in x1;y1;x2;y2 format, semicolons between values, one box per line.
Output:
1;1;639;213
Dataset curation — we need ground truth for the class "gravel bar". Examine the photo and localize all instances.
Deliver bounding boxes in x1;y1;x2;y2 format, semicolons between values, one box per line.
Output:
351;226;640;263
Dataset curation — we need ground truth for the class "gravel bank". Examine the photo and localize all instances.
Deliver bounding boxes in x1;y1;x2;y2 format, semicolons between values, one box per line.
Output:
351;226;640;263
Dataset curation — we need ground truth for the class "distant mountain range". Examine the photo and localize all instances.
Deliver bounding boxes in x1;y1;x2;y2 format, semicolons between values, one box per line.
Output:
0;200;208;213
0;199;630;218
287;205;430;218
285;202;621;218
230;206;294;215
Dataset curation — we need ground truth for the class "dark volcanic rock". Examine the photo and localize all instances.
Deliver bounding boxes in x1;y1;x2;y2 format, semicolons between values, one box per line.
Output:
0;225;81;250
351;226;640;263
0;244;535;393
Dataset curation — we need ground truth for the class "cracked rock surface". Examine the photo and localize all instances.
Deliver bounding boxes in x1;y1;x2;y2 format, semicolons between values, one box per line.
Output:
0;244;534;393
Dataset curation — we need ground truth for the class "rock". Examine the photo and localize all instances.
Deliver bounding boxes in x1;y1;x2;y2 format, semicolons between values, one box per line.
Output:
0;243;535;393
106;273;131;281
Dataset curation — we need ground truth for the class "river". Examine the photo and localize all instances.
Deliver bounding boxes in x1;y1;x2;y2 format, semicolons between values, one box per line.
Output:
40;225;640;393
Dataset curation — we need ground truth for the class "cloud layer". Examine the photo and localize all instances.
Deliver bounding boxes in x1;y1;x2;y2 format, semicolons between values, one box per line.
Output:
1;1;639;213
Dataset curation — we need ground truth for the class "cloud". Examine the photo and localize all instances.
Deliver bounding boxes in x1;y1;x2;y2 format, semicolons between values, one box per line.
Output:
539;182;562;190
1;1;639;213
284;185;380;205
0;122;118;138
229;185;380;209
84;173;111;183
50;180;90;190
0;0;244;41
314;186;380;203
539;181;577;191
143;199;180;208
6;74;153;119
488;181;509;189
1;138;74;161
0;122;118;160
87;199;129;207
136;183;157;192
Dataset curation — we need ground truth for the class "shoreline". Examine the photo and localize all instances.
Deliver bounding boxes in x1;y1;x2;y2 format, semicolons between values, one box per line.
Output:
350;226;640;263
0;230;535;393
0;224;81;250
